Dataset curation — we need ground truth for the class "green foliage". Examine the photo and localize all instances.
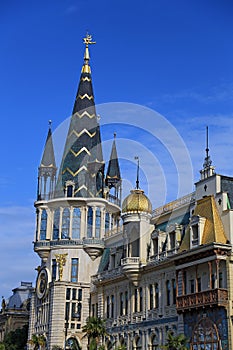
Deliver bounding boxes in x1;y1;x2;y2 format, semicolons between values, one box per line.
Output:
28;334;47;350
163;331;188;350
82;316;108;350
3;325;28;350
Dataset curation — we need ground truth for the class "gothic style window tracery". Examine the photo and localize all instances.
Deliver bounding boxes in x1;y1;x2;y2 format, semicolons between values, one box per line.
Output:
191;317;220;350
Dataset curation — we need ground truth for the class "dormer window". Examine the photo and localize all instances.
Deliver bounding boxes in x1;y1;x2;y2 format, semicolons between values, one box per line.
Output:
166;224;182;253
190;215;206;248
65;181;75;197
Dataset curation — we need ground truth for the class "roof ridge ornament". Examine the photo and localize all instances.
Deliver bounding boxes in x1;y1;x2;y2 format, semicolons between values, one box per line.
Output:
200;126;215;180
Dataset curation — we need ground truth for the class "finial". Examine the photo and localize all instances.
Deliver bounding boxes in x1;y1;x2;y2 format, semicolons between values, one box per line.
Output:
203;126;212;168
48;120;52;129
82;33;96;73
135;156;140;189
83;33;96;47
114;132;116;139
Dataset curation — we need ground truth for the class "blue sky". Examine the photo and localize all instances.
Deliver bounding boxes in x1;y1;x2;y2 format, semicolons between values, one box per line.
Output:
1;0;233;299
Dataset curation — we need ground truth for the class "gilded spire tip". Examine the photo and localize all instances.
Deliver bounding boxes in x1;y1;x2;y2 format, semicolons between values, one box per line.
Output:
82;33;96;73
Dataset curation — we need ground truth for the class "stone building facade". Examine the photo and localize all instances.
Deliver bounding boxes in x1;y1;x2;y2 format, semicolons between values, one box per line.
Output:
28;35;233;349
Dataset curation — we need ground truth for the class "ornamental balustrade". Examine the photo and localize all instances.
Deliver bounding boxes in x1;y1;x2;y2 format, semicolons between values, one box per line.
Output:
177;288;228;311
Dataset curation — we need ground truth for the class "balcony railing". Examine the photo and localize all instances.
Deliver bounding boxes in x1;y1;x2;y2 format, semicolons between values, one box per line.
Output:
152;192;195;218
177;288;228;312
91;266;123;283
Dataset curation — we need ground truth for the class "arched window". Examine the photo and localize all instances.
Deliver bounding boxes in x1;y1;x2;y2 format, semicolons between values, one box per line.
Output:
95;207;101;238
62;208;70;239
87;207;93;238
192;317;220;350
40;209;47;240
105;212;110;233
72;208;81;239
66;337;81;350
53;209;60;239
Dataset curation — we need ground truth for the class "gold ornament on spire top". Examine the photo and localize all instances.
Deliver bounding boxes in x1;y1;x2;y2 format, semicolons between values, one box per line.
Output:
82;33;96;73
83;33;96;47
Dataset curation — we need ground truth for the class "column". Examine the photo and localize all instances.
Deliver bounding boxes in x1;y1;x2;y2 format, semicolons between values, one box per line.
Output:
208;261;212;289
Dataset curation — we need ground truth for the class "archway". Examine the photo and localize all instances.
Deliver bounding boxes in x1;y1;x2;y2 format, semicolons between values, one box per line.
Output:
66;337;81;350
191;317;220;350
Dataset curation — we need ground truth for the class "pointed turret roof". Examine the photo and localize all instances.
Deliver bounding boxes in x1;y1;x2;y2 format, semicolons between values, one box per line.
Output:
56;34;104;198
106;134;121;186
40;121;56;168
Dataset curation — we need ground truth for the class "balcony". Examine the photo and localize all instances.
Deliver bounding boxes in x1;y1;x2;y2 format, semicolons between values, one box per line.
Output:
121;257;145;286
83;238;105;260
177;288;228;312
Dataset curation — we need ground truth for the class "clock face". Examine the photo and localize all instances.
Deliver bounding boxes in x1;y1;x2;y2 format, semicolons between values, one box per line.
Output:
36;269;48;299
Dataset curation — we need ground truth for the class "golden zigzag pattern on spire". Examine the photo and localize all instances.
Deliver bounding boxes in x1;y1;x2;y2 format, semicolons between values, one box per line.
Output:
77;93;94;100
68;129;96;139
74;184;88;195
76;110;96;119
62;165;87;177
81;76;91;82
70;147;91;158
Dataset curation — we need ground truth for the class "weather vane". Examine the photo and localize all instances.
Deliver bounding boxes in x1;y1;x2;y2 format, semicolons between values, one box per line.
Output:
83;33;96;47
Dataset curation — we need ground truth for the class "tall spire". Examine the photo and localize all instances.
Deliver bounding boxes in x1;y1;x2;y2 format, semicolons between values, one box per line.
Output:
105;133;122;205
56;34;104;198
37;121;57;200
200;126;215;180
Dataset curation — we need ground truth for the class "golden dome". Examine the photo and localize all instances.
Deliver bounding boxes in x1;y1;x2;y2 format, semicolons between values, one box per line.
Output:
122;189;152;214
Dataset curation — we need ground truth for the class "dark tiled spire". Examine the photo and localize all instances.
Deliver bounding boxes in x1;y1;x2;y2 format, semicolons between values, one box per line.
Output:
106;133;121;185
105;134;121;205
57;34;104;198
38;121;57;200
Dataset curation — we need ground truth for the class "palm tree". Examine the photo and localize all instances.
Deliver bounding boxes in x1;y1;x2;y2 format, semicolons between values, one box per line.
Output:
28;334;47;350
163;331;188;350
82;316;108;350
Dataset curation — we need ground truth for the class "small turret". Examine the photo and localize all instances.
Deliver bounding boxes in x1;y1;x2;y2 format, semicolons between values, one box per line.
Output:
105;133;122;206
37;121;57;200
200;126;215;180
